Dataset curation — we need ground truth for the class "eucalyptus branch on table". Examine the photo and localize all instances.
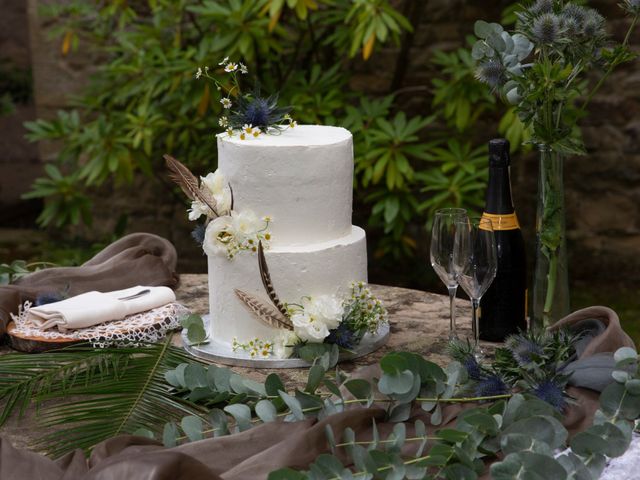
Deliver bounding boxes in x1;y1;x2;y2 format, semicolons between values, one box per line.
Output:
471;0;640;323
155;331;640;480
1;331;638;478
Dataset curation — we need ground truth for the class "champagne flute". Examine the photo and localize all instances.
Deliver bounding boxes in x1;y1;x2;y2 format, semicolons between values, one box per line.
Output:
430;208;468;339
453;217;497;359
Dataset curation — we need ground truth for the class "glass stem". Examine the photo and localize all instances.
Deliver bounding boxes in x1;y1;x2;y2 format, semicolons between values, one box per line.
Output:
447;285;458;339
471;298;480;349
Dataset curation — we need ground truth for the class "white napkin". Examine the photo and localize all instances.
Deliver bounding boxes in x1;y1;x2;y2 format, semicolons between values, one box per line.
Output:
25;286;176;332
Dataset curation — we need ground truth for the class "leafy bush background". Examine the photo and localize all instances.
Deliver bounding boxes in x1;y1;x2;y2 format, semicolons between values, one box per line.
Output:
23;0;527;277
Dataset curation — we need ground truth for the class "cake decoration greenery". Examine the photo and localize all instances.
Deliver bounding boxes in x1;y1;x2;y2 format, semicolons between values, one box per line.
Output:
165;154;272;259
196;58;295;139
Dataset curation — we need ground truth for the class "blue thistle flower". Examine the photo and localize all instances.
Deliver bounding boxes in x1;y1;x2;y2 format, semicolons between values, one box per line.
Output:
532;13;561;44
34;292;64;306
326;323;356;349
475;60;506;88
475;374;508;398
532;379;567;411
191;223;206;246
562;4;587;24
463;356;483;381
505;334;544;366
228;91;291;133
582;10;605;38
529;0;554;16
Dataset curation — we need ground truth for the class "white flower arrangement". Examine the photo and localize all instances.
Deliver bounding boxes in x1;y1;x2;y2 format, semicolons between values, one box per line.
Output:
165;156;273;261
203;209;271;259
194;58;295;140
232;337;273;358
289;295;344;343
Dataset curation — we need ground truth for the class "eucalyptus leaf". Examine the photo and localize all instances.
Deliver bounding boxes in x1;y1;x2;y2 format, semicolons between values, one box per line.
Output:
378;370;415;395
305;365;325;394
474;20;493;39
224;403;253;431
491;452;566;480
209;408;229;437
184;364;208;390
344;379;373;404
556;452;597;480
255;399;278;423
614;347;637;365
279;390;304;421
265;373;286;397
162;421;178;448
388;402;411;423
180;415;204;442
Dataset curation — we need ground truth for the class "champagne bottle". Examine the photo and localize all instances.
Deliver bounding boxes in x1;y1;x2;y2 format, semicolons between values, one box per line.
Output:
479;139;527;341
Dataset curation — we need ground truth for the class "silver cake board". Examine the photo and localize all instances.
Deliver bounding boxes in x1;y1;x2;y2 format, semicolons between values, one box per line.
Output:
183;315;390;369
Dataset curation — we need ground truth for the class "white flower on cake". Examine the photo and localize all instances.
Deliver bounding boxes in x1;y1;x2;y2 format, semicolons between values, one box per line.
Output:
202;215;234;256
290;295;344;343
203;209;271;259
200;170;232;214
220;98;232;109
187;169;232;221
218;116;228;127
273;330;299;358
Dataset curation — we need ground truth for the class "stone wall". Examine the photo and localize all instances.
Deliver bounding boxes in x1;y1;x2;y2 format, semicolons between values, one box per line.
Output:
5;0;640;284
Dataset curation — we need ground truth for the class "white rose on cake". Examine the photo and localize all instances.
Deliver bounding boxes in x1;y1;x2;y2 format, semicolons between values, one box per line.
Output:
291;311;330;343
201;170;232;214
291;295;344;343
230;209;261;244
203;215;234;256
188;200;212;221
303;295;344;330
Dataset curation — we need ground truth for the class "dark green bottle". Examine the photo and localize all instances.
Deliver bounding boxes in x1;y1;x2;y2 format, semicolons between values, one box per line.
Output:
479;139;527;341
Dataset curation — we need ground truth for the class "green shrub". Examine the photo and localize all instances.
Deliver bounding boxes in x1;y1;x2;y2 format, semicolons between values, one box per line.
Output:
24;0;519;260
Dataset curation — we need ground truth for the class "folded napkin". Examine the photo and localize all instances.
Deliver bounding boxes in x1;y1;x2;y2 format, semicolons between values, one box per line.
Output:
25;286;176;332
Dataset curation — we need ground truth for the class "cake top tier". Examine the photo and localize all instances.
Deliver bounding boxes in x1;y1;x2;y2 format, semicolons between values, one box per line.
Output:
216;124;355;246
219;125;351;147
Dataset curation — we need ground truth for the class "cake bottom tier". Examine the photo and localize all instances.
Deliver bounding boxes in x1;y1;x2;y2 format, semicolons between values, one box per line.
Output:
207;226;367;347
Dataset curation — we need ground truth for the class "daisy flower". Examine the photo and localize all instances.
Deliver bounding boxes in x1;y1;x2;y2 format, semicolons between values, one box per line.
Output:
220;97;232;109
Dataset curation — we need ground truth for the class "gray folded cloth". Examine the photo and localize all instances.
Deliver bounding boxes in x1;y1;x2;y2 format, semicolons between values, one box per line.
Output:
552;308;636;392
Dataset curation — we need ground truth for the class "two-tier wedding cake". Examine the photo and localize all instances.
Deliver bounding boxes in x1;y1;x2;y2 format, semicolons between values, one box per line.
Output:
207;125;368;355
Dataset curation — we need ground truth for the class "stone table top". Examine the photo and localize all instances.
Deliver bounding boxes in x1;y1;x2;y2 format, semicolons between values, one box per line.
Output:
172;274;487;386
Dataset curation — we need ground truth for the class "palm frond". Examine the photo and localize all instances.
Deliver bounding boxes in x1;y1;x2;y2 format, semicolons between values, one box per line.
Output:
0;341;207;458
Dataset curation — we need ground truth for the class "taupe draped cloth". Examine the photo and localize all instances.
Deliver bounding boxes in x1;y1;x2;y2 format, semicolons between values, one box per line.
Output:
0;305;635;480
0;233;179;338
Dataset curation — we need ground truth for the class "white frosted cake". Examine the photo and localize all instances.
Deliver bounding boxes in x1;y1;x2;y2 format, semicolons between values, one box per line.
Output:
206;125;368;352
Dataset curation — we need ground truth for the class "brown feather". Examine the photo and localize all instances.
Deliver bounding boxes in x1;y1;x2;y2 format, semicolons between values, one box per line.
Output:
258;241;290;319
234;289;293;330
164;154;219;216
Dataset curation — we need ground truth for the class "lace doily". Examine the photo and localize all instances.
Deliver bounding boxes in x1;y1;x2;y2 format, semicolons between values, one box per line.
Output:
11;301;189;348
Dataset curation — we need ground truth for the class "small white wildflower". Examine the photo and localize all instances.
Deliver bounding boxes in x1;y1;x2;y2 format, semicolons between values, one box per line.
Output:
226;127;233;137
253;130;260;138
204;66;209;73
289;120;297;128
195;67;202;79
239;63;248;74
218;56;229;65
220;97;232;109
224;62;238;73
219;116;228;127
240;132;246;140
243;124;254;135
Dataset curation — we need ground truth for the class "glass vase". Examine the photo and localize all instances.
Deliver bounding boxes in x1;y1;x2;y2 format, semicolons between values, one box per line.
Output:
532;145;570;328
